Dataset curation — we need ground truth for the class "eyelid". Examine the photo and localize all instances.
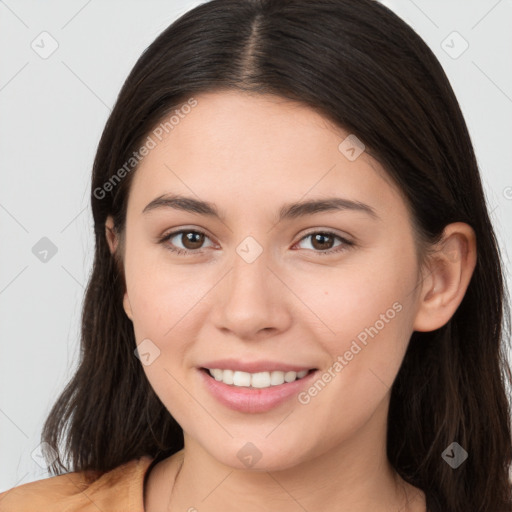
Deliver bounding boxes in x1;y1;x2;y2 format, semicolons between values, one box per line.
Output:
296;227;354;245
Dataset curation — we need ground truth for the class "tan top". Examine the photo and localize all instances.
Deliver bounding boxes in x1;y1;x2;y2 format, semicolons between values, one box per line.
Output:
0;456;155;512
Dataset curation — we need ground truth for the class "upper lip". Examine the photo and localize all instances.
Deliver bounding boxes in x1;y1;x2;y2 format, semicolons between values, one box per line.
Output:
200;358;317;374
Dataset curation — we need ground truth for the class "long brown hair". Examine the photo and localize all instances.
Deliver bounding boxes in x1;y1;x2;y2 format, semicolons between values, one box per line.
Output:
41;1;512;510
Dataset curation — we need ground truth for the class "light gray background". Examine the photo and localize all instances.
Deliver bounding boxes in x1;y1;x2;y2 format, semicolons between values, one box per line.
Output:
1;0;511;492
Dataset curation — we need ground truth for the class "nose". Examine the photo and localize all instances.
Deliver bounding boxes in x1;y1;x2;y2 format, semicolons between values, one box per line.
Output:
212;247;292;340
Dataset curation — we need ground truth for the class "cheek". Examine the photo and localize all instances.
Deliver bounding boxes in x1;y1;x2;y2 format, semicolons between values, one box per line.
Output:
293;279;413;445
123;242;205;332
290;249;416;389
294;255;412;340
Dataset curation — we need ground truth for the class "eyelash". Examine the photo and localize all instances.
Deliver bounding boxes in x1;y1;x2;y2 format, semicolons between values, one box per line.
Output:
158;229;355;256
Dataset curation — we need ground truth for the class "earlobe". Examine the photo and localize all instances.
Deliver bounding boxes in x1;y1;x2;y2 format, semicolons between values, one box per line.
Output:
413;222;477;332
123;292;133;321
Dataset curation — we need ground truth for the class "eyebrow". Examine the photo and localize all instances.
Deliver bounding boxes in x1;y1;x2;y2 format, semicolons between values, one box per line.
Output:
142;193;379;222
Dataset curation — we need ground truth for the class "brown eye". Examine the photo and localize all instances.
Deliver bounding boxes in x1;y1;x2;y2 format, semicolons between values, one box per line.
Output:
180;231;205;250
296;231;354;256
310;232;335;250
159;229;214;255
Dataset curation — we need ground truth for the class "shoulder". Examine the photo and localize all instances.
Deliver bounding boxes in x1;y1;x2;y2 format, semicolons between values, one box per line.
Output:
0;456;154;512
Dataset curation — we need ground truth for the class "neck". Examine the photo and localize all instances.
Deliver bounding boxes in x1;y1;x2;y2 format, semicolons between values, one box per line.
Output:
164;404;422;511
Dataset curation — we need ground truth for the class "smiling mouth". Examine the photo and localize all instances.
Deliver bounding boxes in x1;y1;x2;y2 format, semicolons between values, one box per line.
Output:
200;367;317;389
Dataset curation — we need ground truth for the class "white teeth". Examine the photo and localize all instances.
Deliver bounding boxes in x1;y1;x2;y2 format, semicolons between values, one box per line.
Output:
233;371;251;387
270;371;285;386
251;372;271;388
211;369;223;381
284;371;297;382
207;368;311;388
222;369;234;384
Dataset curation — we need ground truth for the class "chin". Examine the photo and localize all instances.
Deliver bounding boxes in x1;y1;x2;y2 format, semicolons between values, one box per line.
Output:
203;436;315;472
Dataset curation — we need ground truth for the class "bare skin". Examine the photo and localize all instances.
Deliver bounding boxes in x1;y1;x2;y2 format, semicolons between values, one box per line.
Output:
105;90;476;512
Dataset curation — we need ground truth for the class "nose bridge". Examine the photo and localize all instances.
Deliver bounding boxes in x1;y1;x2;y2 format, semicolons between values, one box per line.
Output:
228;239;273;304
213;236;290;337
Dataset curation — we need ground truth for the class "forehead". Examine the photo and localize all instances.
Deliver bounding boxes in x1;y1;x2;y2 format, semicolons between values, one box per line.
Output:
127;90;405;221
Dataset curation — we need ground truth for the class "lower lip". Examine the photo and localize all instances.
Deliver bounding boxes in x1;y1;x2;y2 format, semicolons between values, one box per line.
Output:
198;368;318;413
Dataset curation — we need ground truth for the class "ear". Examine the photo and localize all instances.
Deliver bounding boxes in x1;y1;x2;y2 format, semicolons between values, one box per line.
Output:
105;215;133;321
413;222;477;332
105;215;118;255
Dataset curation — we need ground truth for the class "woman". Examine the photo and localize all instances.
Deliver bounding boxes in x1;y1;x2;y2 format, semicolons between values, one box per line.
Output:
1;0;511;511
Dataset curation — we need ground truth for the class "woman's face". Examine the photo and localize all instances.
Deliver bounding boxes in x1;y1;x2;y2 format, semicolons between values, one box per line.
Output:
110;90;427;471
